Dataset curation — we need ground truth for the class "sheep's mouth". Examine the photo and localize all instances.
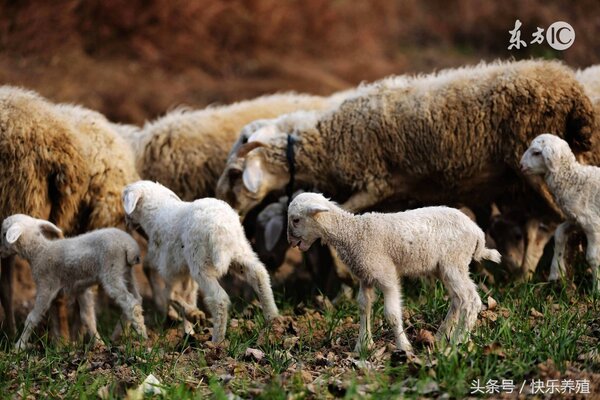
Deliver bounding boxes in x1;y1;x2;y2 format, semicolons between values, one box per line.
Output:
289;235;311;252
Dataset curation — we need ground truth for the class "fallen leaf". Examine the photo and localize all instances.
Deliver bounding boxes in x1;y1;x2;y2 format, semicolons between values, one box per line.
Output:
244;348;265;362
487;296;497;310
530;308;544;318
415;329;435;348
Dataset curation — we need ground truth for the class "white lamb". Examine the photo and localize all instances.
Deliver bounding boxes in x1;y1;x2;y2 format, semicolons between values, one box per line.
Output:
122;181;279;342
0;214;147;350
287;193;499;353
520;133;600;291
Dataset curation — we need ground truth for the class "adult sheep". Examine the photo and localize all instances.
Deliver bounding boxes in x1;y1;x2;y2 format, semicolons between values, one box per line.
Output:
217;60;595;233
0;86;140;337
119;93;347;202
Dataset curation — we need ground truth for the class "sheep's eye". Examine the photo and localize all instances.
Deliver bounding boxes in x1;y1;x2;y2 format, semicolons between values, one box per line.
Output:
292;218;300;224
531;150;541;156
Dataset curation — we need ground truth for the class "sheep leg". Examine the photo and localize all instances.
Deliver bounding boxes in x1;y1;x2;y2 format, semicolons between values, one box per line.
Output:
101;278;147;340
354;282;375;353
15;286;60;350
437;267;481;344
144;260;169;315
0;255;15;335
379;281;413;353
236;258;279;320
549;221;575;281
521;219;555;280
195;274;230;343
584;232;600;293
171;277;203;322
77;289;102;344
48;292;71;342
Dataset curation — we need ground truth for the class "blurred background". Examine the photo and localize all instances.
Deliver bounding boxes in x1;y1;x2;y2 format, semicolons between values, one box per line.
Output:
0;0;598;124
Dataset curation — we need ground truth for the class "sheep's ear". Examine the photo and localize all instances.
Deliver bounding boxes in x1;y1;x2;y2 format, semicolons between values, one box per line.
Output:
237;142;264;158
307;204;329;215
39;221;63;239
541;146;559;172
6;225;22;244
123;190;141;215
248;125;278;143
243;158;263;194
264;214;284;252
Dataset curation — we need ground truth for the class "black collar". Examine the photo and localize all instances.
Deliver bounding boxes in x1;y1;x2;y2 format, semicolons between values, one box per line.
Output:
286;134;296;207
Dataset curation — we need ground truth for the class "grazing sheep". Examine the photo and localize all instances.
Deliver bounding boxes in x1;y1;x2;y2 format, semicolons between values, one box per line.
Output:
217;60;594;223
0;86;141;337
120;93;340;202
0;214;147;350
287;193;497;352
122;181;279;342
521;134;600;291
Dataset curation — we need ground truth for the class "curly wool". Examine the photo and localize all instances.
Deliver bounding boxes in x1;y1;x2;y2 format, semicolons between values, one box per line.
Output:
123;93;335;201
236;60;595;214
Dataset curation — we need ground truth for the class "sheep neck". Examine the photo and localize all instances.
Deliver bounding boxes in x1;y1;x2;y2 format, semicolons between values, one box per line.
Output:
544;160;586;215
139;196;181;236
318;208;363;251
18;235;51;266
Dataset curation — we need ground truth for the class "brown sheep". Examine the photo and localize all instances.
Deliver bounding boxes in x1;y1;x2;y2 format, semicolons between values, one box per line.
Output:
217;60;595;249
0;86;141;338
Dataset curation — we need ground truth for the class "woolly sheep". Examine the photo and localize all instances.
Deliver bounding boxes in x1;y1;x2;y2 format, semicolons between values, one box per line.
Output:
521;134;600;291
122;181;279;342
287;193;499;352
0;86;141;337
217;60;594;223
119;93;341;202
0;214;147;350
483;66;600;280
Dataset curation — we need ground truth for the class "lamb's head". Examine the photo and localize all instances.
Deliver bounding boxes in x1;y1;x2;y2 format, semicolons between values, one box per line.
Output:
287;192;331;252
1;214;63;257
520;134;577;176
217;125;290;219
123;180;181;230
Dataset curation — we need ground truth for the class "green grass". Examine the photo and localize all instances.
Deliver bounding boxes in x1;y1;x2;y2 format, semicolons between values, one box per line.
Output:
0;273;598;399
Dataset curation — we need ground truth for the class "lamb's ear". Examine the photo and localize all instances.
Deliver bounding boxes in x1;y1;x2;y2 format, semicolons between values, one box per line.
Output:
123;190;141;215
264;214;284;252
6;224;23;244
307;204;329;215
243;158;263;194
541;145;559;172
39;221;63;239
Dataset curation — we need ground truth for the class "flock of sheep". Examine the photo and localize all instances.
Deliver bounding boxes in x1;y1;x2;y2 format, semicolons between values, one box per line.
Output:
0;59;599;355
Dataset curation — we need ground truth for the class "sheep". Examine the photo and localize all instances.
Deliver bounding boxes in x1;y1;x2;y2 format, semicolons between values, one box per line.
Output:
122;180;279;342
119;93;342;202
520;133;600;291
0;86;141;338
484;66;600;280
287;193;498;352
216;60;594;223
0;214;147;350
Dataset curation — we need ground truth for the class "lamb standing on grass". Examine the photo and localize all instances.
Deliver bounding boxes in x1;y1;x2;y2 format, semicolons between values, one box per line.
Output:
521;134;600;291
122;181;279;342
0;214;147;350
287;193;499;352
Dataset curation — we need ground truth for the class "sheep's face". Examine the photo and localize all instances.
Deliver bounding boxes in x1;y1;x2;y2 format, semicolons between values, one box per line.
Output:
224;148;289;219
520;133;573;175
0;214;63;257
287;193;330;252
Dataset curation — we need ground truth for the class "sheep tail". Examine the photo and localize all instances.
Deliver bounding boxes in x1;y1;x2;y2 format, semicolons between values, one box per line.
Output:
474;237;502;264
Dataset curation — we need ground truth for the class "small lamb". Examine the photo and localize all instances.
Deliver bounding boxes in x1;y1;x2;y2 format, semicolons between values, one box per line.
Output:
0;214;147;350
122;181;279;343
287;193;499;353
521;133;600;291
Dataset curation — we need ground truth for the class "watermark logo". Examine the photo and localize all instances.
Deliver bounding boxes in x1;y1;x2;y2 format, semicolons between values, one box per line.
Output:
508;20;575;51
471;378;590;395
